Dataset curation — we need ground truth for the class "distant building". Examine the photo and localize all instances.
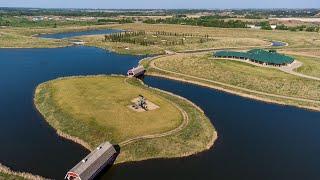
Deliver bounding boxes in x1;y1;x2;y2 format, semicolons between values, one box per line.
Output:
214;49;294;66
271;25;277;30
127;66;146;77
32;16;44;21
247;24;262;29
65;142;118;180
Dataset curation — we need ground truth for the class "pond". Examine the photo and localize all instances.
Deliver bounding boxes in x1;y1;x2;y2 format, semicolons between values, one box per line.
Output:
38;29;123;39
272;41;287;47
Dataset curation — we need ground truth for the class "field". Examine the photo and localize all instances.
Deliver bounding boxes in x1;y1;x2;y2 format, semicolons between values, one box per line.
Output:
34;76;216;162
112;24;320;49
277;50;320;78
281;48;320;57
0;24;117;48
79;31;268;55
0;31;68;48
292;55;320;78
1;23;320;52
145;53;320;110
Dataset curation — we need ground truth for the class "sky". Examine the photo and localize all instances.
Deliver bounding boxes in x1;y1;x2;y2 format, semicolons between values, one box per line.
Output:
0;0;319;9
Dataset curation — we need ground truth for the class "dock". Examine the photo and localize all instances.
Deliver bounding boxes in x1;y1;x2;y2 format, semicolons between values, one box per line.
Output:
65;142;118;180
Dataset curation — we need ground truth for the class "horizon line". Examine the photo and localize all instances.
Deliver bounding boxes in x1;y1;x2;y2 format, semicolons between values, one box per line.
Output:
0;7;319;10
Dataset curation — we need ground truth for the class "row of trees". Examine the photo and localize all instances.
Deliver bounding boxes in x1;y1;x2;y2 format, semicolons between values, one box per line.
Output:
276;24;320;32
143;17;247;28
144;17;320;33
0;16;133;27
103;31;212;46
104;31;155;46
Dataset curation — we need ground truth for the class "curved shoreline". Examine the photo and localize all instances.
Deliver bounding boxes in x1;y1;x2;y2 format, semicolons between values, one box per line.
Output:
143;55;320;112
33;75;217;165
0;164;46;180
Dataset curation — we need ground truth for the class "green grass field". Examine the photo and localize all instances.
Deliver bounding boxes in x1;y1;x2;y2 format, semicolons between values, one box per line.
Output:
148;53;320;109
78;31;268;55
293;55;320;78
0;24;116;48
113;24;320;49
34;76;216;162
277;50;320;79
0;173;25;180
0;31;68;48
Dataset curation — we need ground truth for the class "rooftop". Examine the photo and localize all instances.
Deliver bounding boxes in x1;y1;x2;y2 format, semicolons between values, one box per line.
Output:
214;49;294;65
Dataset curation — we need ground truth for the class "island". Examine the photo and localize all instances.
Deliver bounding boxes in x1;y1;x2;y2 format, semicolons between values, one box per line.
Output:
33;76;216;163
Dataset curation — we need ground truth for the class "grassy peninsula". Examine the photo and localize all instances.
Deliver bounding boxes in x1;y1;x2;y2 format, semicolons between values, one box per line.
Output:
142;53;320;111
34;76;216;163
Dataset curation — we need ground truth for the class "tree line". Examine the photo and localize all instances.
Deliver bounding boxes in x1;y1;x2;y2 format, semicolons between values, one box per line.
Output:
0;16;133;27
103;31;212;46
143;17;247;28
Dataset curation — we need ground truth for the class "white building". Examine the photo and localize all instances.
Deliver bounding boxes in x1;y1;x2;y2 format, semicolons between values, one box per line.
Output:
247;24;262;29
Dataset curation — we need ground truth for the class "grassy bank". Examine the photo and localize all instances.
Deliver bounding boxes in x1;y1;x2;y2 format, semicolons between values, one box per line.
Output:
0;172;26;180
0;24;117;48
34;76;216;163
143;53;320;110
0;163;45;180
0;32;68;48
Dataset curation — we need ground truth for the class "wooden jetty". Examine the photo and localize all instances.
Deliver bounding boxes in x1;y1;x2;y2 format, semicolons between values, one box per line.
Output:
127;66;145;77
65;142;117;180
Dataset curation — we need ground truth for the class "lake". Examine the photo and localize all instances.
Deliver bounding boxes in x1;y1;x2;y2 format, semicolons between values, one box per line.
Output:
0;46;143;179
0;29;319;180
38;29;123;39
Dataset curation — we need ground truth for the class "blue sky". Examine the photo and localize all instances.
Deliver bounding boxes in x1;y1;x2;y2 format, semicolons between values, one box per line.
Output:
0;0;319;9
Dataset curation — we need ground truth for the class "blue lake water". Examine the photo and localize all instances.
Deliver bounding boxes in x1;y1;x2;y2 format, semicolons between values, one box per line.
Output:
0;29;319;180
38;29;123;39
272;41;287;47
0;46;143;179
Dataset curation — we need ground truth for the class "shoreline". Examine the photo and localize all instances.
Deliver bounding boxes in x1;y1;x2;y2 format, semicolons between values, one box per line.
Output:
142;53;320;112
146;72;320;112
0;164;46;180
33;75;217;166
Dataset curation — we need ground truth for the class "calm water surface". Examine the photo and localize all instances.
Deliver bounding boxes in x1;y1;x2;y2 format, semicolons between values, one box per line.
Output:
38;29;122;39
0;30;319;180
0;46;142;179
103;77;320;180
272;41;287;47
